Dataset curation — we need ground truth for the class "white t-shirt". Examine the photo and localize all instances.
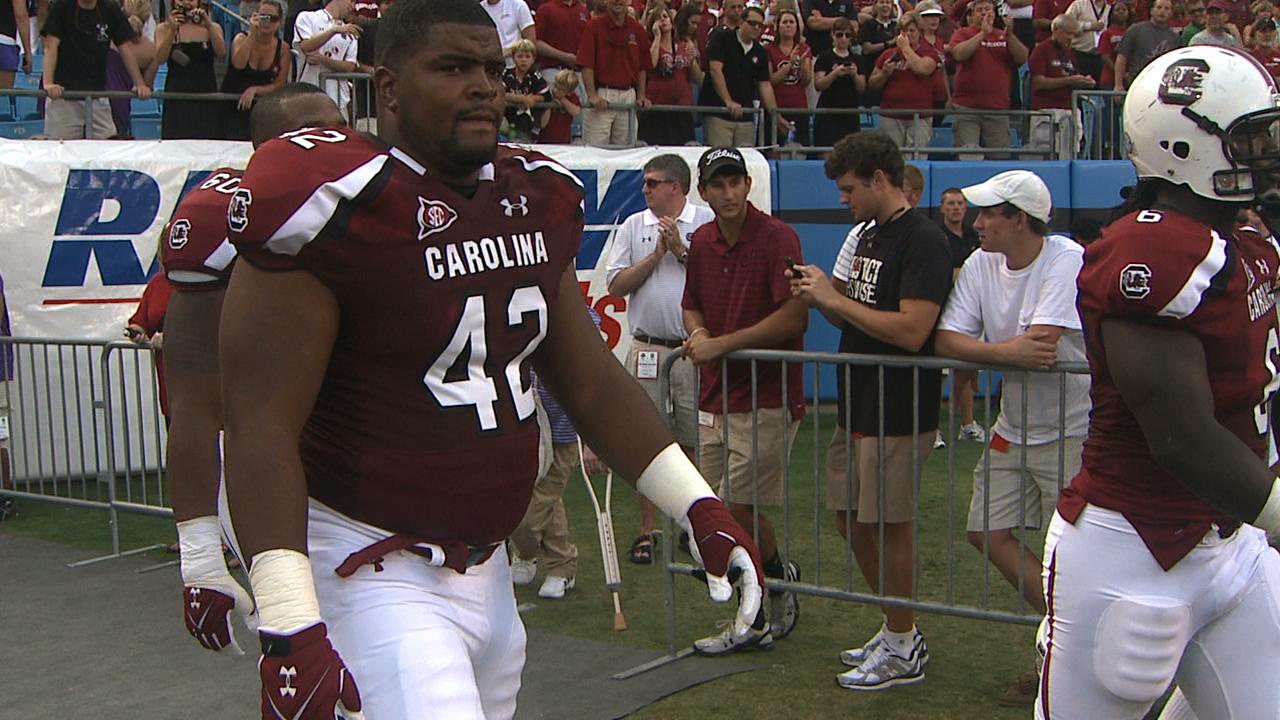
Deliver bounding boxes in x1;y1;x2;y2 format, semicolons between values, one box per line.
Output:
605;201;716;340
293;8;359;111
938;234;1090;444
480;0;535;65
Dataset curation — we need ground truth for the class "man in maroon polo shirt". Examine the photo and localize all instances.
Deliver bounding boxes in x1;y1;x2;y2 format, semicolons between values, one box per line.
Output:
578;0;652;145
1029;15;1094;157
682;147;808;656
947;0;1029;159
535;0;591;86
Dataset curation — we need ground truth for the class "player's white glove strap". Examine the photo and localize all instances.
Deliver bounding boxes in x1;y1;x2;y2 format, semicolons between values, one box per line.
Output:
1254;477;1280;535
248;548;323;634
178;516;254;655
635;443;717;520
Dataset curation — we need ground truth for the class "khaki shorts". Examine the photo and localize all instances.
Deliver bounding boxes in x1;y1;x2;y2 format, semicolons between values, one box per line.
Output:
627;339;698;449
44;97;117;140
826;428;934;524
967;435;1083;532
699;407;796;507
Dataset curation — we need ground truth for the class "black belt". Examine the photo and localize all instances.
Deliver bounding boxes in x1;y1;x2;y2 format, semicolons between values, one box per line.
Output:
634;333;682;349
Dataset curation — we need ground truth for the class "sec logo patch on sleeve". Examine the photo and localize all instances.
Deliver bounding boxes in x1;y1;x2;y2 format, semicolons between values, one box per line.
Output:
1120;263;1153;300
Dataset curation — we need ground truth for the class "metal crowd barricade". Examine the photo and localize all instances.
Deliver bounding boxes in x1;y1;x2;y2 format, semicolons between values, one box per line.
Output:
620;347;1088;677
0;337;171;565
1073;89;1126;161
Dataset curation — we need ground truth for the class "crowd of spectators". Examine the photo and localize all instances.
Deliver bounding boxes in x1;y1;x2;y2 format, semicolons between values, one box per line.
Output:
6;0;1280;147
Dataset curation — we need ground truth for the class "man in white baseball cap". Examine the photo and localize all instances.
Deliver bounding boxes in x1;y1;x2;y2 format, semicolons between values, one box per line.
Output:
933;168;1091;706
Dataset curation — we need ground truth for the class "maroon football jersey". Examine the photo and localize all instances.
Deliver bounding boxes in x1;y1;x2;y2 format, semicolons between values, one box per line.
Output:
230;127;584;546
1062;208;1280;570
161;168;242;290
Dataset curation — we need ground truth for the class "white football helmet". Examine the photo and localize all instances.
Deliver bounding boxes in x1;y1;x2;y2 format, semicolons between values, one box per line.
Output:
1124;45;1280;201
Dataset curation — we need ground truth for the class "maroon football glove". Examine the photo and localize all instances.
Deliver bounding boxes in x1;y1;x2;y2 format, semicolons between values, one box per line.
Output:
258;622;364;720
183;586;250;654
682;497;768;628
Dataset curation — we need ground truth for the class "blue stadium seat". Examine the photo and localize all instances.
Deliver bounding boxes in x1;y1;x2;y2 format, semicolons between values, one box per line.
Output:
0;119;46;138
132;116;162;139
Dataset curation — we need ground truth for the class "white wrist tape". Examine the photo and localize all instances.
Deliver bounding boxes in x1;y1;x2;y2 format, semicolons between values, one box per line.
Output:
1254;477;1280;535
248;549;322;634
177;516;230;586
636;443;717;521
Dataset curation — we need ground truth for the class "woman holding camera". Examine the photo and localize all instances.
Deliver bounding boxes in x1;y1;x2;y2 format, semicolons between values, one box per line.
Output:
638;5;703;145
220;0;291;140
155;0;225;138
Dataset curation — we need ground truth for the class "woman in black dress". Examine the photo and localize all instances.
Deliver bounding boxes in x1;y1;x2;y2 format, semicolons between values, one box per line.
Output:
221;0;291;140
155;0;225;139
813;16;865;148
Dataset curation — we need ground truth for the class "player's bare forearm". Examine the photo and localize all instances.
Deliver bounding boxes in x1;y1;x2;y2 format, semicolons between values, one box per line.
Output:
165;290;227;522
534;268;676;483
220;262;339;560
1102;318;1275;520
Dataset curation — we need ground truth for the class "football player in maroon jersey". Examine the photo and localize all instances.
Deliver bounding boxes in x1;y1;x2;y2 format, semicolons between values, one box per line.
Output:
1036;46;1280;719
217;1;771;718
166;83;345;657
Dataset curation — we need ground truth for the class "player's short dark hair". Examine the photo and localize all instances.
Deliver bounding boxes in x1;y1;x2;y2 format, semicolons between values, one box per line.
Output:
644;154;692;193
825;132;905;188
1071;216;1105;244
375;0;496;69
993;202;1049;235
940;186;965;200
249;82;331;147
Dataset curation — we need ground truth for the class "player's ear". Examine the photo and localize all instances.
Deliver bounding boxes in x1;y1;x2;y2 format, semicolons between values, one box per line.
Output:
374;66;399;114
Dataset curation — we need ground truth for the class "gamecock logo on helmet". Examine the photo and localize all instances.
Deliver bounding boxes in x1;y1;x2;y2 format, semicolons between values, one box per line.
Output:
418;197;458;240
1120;263;1153;299
1158;58;1210;106
168;219;191;250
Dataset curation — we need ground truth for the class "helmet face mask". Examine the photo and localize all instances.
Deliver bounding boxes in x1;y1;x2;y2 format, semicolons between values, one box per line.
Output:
1124;46;1280;203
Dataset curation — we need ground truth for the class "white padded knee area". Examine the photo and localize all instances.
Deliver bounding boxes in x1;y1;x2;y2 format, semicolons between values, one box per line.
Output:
1094;598;1192;703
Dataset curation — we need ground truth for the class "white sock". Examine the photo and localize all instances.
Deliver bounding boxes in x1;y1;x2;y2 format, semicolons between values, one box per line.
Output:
883;626;918;655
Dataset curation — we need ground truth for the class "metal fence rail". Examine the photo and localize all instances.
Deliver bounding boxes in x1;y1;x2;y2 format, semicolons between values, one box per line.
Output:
624;346;1088;677
0;337;170;565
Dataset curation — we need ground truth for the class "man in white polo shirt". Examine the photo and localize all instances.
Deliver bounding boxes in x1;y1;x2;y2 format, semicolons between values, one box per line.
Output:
605;153;713;565
934;169;1089;621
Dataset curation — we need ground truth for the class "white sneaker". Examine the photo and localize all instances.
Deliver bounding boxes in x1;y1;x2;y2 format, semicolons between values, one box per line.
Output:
836;630;929;691
538;575;575;599
693;616;774;656
511;557;537;586
933;430;946;449
839;625;885;667
958;422;987;443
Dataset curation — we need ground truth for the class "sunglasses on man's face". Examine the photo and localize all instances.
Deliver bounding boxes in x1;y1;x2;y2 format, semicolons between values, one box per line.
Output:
744;18;763;26
643;178;677;188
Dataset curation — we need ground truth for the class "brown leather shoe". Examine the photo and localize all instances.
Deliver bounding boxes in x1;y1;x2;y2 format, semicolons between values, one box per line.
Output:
997;670;1040;707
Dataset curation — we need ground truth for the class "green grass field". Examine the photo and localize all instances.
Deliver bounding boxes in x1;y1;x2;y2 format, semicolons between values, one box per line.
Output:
1;408;1050;719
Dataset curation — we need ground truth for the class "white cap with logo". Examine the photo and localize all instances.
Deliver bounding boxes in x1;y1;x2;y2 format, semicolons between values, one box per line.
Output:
960;170;1053;223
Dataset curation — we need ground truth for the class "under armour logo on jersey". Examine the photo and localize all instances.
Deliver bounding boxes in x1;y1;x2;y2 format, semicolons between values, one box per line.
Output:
188;587;201;609
501;195;530;217
169;219;192;250
418;197;458;240
279;666;298;697
227;188;252;233
1120;263;1153;300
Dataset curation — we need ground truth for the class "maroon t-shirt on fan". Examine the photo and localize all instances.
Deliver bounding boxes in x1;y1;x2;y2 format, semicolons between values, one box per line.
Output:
1028;38;1077;109
230;127;584;546
577;13;653;89
949;26;1013;109
766;41;812;109
535;0;592;69
161;168;242;289
1063;209;1280;570
875;43;943;117
681;203;806;421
